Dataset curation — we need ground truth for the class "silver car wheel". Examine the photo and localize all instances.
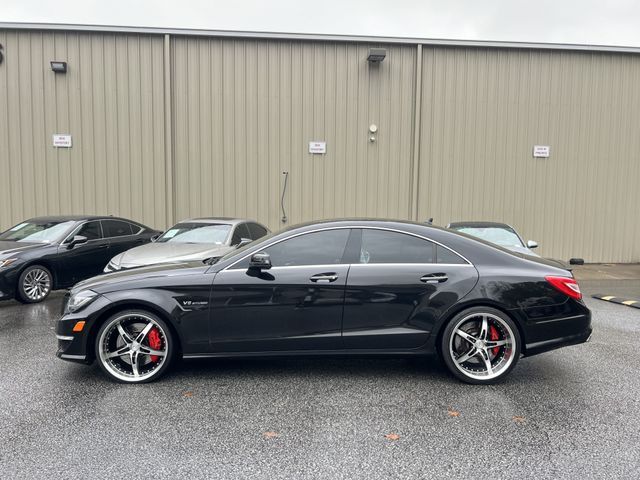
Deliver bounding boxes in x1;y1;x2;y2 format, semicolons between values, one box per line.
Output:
448;312;516;381
98;313;169;383
22;268;51;301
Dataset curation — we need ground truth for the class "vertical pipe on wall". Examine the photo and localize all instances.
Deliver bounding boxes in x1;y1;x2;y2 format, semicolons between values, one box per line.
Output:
410;44;423;221
163;33;174;228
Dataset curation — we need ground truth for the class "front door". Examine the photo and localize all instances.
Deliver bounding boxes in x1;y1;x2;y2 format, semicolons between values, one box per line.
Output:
209;228;352;352
56;220;110;286
342;228;479;349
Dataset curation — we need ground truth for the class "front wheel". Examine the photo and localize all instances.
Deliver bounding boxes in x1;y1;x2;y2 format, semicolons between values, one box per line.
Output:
17;265;53;303
95;310;175;384
440;307;521;384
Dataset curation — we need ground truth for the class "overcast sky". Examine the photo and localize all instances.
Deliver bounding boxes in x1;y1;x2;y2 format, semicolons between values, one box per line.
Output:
3;0;640;47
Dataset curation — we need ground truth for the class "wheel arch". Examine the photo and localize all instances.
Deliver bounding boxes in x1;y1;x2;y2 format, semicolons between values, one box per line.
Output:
86;302;183;363
434;300;527;356
17;260;57;289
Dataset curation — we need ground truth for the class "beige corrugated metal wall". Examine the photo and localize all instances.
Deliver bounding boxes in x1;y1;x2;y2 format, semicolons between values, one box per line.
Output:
417;47;640;262
171;37;416;228
1;28;639;262
0;30;167;229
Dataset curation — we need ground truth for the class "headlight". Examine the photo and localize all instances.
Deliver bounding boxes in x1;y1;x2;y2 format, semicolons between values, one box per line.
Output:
104;258;122;273
66;289;98;313
0;258;18;269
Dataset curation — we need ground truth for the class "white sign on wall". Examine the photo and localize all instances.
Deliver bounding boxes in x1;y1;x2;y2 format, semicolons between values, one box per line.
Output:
308;141;327;154
53;134;72;148
533;145;550;158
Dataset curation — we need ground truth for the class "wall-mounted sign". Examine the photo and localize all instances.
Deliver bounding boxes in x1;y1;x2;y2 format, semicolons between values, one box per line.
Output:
0;43;4;65
533;145;550;158
53;134;72;148
309;141;326;154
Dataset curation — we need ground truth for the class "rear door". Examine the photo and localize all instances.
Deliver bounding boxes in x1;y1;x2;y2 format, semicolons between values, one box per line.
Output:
342;228;479;349
210;228;352;352
102;219;147;257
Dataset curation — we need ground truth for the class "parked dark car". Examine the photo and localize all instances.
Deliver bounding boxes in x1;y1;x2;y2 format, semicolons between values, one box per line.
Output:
0;216;160;303
56;219;591;384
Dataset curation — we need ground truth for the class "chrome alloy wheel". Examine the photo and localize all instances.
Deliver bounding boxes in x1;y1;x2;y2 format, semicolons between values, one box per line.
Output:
22;268;51;301
98;313;169;382
449;312;516;381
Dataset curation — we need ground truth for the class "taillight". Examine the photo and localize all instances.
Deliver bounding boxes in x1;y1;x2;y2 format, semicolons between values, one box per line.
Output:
545;275;582;300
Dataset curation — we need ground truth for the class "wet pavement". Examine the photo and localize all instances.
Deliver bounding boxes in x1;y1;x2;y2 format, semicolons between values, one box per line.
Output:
1;282;639;479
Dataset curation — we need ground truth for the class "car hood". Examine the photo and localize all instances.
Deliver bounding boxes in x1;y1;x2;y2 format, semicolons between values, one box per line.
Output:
0;240;45;257
118;242;234;268
74;261;209;294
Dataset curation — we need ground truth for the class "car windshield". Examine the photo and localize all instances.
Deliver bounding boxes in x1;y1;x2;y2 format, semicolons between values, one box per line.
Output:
452;226;524;249
0;220;77;243
156;223;232;245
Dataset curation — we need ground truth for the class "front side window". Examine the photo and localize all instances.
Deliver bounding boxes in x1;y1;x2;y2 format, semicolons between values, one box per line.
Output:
231;224;251;246
156;223;232;245
0;220;76;243
265;229;350;267
75;221;102;241
359;229;435;264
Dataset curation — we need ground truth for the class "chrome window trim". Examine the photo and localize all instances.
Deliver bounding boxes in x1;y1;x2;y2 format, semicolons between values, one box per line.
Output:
223;225;473;272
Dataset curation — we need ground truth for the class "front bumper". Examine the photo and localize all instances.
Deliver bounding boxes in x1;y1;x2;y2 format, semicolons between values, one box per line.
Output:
0;267;19;300
55;294;112;364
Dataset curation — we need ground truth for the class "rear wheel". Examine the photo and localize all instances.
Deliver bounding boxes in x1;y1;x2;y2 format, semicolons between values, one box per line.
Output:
17;265;52;303
95;310;174;384
440;307;521;384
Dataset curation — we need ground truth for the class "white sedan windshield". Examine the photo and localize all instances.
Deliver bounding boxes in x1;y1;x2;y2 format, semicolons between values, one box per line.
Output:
455;227;524;249
156;223;231;245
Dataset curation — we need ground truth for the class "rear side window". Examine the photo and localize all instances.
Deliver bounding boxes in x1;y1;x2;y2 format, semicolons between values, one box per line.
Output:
359;229;435;264
436;245;467;264
248;223;268;240
102;220;134;238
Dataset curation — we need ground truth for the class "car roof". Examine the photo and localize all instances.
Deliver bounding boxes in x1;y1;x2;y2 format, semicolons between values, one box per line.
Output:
26;215;124;222
177;217;259;226
447;221;515;230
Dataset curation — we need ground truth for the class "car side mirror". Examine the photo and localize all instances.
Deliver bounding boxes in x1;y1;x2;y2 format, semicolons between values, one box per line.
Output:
67;235;88;249
150;234;160;242
527;240;538;249
236;238;252;249
249;251;271;270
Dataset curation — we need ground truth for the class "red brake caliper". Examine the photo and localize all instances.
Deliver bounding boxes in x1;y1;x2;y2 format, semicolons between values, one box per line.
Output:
147;327;162;363
489;325;500;356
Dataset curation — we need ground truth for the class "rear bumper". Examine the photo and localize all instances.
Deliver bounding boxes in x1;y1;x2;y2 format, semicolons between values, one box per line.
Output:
521;299;592;356
524;326;592;356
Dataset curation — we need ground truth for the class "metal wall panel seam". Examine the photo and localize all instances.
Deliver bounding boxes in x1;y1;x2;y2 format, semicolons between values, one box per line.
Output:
163;33;174;227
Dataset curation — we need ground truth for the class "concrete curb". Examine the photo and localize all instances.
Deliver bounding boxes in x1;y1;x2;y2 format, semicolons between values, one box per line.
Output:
592;294;640;309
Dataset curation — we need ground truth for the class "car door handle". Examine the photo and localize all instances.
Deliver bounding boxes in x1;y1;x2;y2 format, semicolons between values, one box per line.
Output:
310;273;339;283
420;273;448;283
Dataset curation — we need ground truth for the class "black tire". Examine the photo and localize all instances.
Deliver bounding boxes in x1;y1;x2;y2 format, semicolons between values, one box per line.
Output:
16;265;53;304
95;309;175;384
440;306;521;385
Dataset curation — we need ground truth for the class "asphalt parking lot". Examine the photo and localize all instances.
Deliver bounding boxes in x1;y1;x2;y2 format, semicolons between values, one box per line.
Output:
1;278;639;479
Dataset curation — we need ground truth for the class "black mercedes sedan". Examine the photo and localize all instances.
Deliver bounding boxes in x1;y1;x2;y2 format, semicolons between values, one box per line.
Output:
0;216;160;303
56;219;591;384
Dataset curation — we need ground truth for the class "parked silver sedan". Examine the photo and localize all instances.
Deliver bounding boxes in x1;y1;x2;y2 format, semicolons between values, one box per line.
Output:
104;218;270;272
